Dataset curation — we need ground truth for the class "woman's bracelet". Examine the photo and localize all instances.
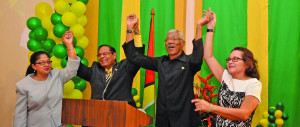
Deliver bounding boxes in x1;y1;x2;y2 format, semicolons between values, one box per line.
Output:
208;104;213;113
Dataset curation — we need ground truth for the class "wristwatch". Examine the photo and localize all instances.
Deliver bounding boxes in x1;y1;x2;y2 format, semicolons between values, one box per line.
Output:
127;30;133;33
207;29;214;32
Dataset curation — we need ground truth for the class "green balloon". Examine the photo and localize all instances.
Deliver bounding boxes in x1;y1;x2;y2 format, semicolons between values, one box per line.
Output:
36;48;47;52
27;39;42;52
268;123;276;127
268;115;276;123
72;76;82;84
29;31;35;39
51;13;62;25
268;108;276;115
131;88;137;96
27;17;42;30
61;56;67;68
282;112;289;120
53;23;69;38
78;0;89;4
75;79;87;91
256;125;262;127
81;57;89;66
34;27;48;41
53;44;67;58
48;51;54;57
42;39;56;51
276;102;284;112
67;124;73;127
75;46;84;58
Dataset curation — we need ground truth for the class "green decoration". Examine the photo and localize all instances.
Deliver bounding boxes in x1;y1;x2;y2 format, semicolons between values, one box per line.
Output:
34;27;48;41
131;88;137;96
52;44;67;58
75;46;84;58
276;102;284;111
75;79;87;91
29;31;35;39
53;23;68;38
282;112;289;120
268;115;276;123
27;17;42;30
42;38;56;51
80;57;89;66
268;108;276;115
61;56;67;68
72;76;82;84
51;12;62;25
27;39;42;52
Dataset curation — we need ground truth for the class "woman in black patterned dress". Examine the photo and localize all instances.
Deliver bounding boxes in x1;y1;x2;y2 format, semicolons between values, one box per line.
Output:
192;10;262;127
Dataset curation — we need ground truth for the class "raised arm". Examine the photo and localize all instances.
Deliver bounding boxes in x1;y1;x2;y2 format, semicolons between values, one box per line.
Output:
126;14;138;43
60;31;80;83
62;31;77;60
203;10;224;82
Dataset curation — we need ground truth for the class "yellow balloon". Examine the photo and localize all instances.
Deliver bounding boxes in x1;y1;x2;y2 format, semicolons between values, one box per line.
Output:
68;89;83;99
42;16;54;31
77;15;87;27
64;80;75;95
77;36;89;49
55;0;70;15
274;110;283;118
62;12;77;27
64;0;77;4
70;24;85;38
50;56;62;69
28;51;34;60
259;119;269;126
275;118;284;126
35;2;53;19
54;38;62;44
48;30;58;40
133;95;140;102
263;111;269;119
136;102;141;108
70;1;86;16
53;0;60;3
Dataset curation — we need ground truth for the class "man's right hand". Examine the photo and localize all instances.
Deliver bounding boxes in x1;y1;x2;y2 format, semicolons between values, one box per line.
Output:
197;8;213;27
127;14;138;30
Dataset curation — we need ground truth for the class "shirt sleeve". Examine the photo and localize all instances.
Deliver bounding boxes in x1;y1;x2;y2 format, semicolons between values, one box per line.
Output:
134;34;143;47
123;39;159;71
189;38;204;73
60;56;81;84
222;69;233;84
245;81;262;104
14;83;28;127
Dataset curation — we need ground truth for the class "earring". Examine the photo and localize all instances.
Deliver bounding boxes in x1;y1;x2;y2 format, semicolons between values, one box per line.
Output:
34;70;36;73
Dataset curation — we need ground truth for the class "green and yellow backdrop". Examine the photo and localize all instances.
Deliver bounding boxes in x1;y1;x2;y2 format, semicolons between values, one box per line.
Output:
0;0;299;126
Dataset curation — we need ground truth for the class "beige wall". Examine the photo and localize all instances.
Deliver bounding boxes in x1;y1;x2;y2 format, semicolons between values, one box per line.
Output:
0;0;54;126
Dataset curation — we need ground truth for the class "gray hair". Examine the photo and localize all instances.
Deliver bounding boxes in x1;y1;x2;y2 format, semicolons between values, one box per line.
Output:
167;29;184;40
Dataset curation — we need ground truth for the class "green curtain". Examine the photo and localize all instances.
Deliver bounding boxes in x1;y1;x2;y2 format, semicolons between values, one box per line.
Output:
98;0;123;61
269;0;300;126
201;0;248;92
139;0;175;107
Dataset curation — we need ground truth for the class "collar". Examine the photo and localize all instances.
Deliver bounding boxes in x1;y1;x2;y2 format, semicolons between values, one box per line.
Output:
166;51;187;62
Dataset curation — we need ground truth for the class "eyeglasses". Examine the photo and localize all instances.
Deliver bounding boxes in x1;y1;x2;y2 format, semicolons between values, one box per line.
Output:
35;61;52;65
226;57;244;62
97;52;112;57
164;37;183;42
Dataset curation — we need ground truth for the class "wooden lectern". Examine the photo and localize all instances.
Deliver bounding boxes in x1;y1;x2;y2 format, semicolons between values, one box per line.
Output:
62;99;153;127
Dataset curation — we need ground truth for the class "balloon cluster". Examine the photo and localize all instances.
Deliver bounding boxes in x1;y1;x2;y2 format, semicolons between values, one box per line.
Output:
257;102;288;127
131;88;141;108
26;0;89;100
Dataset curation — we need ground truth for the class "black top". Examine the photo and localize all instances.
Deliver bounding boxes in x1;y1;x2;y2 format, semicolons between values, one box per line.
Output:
123;39;204;127
76;46;145;107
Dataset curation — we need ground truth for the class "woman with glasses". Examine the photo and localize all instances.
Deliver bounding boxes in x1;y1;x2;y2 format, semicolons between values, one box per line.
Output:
192;10;262;126
14;31;80;127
